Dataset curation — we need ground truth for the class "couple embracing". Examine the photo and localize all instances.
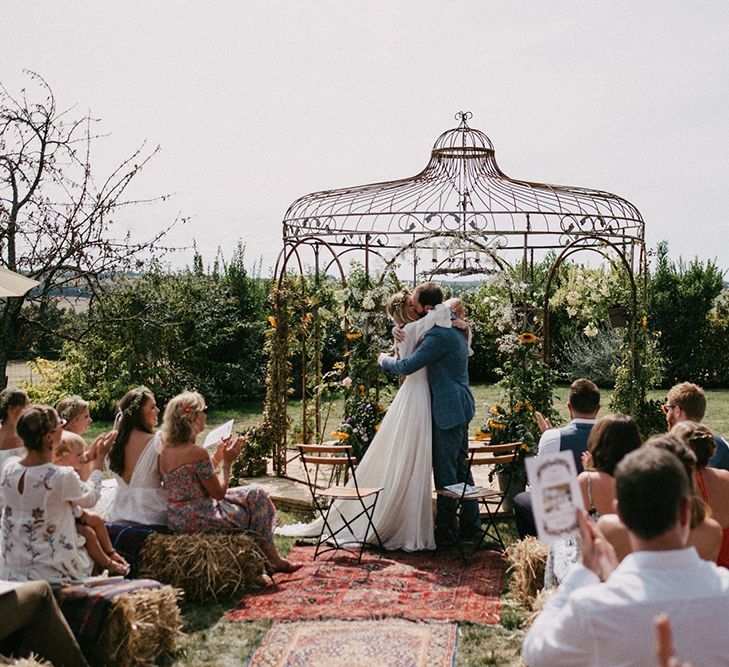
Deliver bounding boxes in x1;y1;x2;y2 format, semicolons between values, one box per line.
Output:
279;281;480;551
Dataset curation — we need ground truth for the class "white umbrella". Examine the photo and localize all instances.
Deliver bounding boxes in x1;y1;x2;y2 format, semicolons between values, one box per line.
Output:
0;267;39;297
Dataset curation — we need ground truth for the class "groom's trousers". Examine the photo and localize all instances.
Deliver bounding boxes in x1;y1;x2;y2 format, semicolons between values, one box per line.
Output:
432;421;481;541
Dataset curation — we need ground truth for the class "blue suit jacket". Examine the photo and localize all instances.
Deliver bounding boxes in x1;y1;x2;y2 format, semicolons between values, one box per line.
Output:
380;325;474;430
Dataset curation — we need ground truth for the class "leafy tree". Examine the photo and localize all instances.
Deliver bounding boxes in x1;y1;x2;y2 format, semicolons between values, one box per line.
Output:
648;242;724;385
28;250;269;414
0;72;174;386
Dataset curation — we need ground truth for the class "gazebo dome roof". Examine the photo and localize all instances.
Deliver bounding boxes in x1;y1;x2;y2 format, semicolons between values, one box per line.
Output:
282;112;644;253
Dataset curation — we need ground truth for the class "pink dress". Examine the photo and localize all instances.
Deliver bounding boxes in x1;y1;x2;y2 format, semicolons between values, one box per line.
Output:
162;458;277;548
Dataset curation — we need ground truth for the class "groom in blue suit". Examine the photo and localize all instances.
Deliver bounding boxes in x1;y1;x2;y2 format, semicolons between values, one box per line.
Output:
379;282;481;547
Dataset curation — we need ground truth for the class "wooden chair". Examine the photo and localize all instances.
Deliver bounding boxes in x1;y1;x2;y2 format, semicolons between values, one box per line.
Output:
437;440;522;562
298;443;384;562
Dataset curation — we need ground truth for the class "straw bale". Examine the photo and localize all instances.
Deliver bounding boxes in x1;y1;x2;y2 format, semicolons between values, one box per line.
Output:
96;585;182;667
0;657;51;666
137;532;268;602
505;536;548;607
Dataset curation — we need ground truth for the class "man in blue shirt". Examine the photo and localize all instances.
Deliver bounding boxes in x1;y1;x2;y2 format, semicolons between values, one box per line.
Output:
664;381;729;470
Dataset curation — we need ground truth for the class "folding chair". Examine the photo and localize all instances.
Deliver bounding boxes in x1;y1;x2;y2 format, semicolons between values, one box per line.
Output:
298;443;385;562
437;440;522;563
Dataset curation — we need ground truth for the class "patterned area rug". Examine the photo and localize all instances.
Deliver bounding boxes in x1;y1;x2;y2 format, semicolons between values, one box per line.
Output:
248;619;457;667
229;545;504;624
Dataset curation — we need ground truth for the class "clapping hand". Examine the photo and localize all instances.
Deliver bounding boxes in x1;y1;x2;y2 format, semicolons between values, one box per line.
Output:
656;614;693;667
578;509;617;582
535;410;553;433
86;431;117;470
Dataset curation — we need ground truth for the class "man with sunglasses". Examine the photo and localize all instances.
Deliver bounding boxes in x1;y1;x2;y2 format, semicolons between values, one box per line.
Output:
664;381;729;471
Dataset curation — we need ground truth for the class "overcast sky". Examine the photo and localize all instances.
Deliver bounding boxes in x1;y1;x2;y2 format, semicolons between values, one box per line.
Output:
3;1;728;276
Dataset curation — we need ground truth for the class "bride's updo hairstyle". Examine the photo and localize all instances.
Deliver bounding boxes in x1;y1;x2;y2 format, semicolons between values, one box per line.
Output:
161;391;205;447
17;405;59;452
109;386;156;475
386;289;412;327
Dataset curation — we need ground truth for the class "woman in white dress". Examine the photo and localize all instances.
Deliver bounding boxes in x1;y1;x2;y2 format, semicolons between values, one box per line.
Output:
107;387;167;526
278;290;468;552
0;388;29;477
0;405;105;582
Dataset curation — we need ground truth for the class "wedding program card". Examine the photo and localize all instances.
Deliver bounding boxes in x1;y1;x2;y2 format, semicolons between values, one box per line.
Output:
203;419;234;449
525;450;583;544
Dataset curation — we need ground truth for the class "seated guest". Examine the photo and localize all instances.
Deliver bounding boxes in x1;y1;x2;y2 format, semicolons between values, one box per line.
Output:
545;414;642;587
158;391;299;573
53;437;130;576
108;386;167;526
598;434;722;563
0;388;29;474
514;378;601;538
56;396;102;480
0;406;104;582
664;381;729;470
0;579;89;667
523;446;729;666
671;421;729;567
56;395;93;436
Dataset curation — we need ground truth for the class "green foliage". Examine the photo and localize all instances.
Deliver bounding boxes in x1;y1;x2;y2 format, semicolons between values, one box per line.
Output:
561;326;622;387
27;247;269;416
610;320;666;438
648;241;725;385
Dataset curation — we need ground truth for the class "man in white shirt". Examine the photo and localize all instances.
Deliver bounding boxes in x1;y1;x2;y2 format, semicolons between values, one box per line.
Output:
522;444;729;667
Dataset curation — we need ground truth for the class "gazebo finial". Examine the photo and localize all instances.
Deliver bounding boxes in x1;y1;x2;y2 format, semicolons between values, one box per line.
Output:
455;110;473;127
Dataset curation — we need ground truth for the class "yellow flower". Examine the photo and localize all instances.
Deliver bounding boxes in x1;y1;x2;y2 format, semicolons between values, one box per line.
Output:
642;315;648;329
518;332;538;344
473;428;490;441
358;384;366;394
374;423;381;431
514;401;523;413
490;403;501;416
305;312;313;323
521;443;531;452
330;430;350;440
525;402;534;412
345;331;363;340
267;316;277;328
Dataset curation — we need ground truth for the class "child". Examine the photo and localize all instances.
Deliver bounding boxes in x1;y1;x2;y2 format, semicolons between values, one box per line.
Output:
53;436;130;576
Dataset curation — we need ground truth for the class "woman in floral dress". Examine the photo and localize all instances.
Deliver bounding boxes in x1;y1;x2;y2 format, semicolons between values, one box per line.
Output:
158;391;299;573
0;405;105;582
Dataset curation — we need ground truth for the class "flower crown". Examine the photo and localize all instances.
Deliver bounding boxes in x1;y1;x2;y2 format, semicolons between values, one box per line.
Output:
58;396;85;421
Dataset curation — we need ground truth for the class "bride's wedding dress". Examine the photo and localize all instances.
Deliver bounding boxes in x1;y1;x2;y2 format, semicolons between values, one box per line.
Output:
276;305;454;551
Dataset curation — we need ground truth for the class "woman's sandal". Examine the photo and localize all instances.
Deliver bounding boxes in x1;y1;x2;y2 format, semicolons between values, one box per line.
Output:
105;550;131;576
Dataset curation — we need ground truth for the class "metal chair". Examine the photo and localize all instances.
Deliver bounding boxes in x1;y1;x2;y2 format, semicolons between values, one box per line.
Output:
437;440;522;562
298;443;384;562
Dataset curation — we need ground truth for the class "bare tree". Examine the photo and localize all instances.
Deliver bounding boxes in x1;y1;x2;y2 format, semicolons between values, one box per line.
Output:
0;71;178;385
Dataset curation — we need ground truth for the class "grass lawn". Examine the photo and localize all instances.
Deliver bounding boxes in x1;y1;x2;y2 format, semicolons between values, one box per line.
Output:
87;382;729;665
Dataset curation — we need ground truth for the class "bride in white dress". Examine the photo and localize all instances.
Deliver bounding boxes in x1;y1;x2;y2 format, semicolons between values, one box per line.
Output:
277;290;469;552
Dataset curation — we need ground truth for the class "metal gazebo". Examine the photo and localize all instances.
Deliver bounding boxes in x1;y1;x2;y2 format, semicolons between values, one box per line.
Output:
271;111;646;472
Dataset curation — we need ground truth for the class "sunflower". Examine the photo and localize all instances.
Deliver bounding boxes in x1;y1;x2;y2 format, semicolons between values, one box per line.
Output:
518;332;538;344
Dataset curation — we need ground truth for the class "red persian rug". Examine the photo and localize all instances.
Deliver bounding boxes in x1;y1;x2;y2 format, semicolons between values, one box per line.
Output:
228;545;505;624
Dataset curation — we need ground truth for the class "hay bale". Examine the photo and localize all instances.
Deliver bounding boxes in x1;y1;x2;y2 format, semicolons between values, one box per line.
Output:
137;532;268;602
505;537;548;608
95;585;181;667
0;657;50;666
